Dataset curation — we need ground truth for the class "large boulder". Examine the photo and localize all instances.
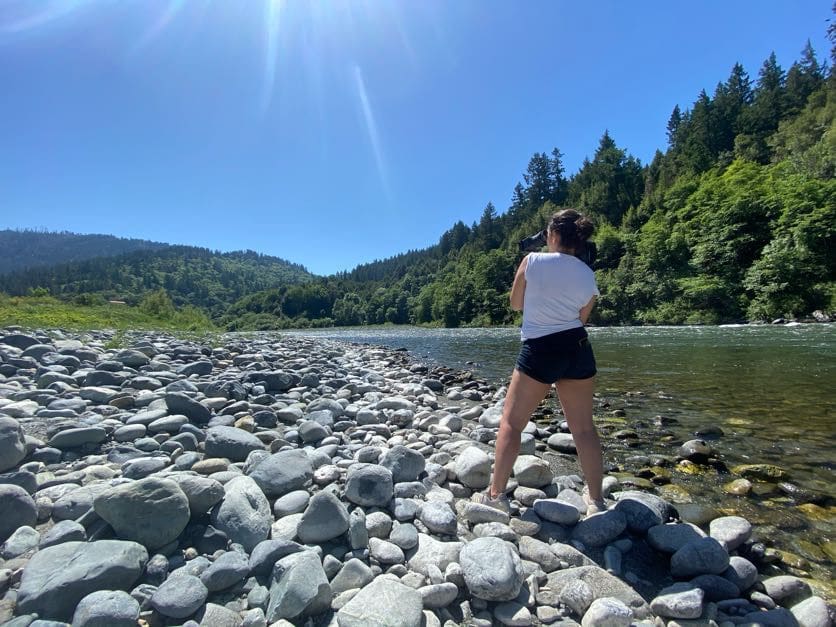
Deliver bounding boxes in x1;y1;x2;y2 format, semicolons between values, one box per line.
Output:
345;463;394;507
16;540;148;621
380;445;426;483
455;446;492;489
297;490;350;544
93;478;190;550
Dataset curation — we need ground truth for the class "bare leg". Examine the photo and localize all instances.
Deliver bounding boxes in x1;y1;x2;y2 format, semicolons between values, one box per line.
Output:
489;369;551;499
555;377;603;500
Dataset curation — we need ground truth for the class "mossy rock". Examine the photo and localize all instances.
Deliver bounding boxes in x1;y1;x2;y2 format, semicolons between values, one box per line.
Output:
657;483;691;503
796;503;836;523
674;460;717;476
792;539;828;563
731;464;787;481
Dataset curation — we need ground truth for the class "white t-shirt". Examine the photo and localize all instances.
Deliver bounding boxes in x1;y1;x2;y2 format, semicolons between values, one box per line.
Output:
520;252;599;340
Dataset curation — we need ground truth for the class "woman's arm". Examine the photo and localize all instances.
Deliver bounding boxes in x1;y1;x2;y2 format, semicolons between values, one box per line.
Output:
579;295;597;325
509;255;529;311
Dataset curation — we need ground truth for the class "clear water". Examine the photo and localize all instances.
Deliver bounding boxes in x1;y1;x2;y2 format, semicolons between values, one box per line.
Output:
285;324;836;580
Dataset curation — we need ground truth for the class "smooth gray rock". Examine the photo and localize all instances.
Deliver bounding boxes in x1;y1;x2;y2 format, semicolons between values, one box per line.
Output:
210;475;271;551
390;521;419;550
200;550;251;591
297;490;349;544
249;538;304;577
741;607;800;626
613;491;673;533
178;360;213;376
406;533;462;577
196;602;244;627
790;596;830;627
534;498;581;525
1;525;40;558
418;582;459;609
248;449;313;498
17;540;148;621
649;582;704;619
113;349;150;368
167;474;225;515
0;483;37;541
273;490;310;517
39;519;86;548
165;392;211;423
71;589;140;627
52;483;112;520
543;566;651;618
559;578;595;617
381;445;426;483
647;522;706;553
455;446;491;489
571;509;627;547
345;463;393;507
369;537;405;564
205;426;264;462
513;455;553;488
121;456;168;479
761;575;812;607
690;573;740;601
266;550;331;622
670;537;730;577
93;477;190;550
547;432;577;454
494;600;532;626
460;537;524;601
348;507;369;550
708;515;752;551
0;417;26;472
337;577;424;627
48;426;107;449
419;501;458;535
461;501;510;525
582;597;633;627
518;536;562;572
723;556;758;592
150;573;208;618
330;558;374;596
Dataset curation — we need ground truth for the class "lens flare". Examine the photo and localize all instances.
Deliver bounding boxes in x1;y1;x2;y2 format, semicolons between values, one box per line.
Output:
353;64;389;197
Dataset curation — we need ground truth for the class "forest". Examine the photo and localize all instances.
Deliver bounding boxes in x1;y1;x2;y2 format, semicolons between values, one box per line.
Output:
2;32;834;331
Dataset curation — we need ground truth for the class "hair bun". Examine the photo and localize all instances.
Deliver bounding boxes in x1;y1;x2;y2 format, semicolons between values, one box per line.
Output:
575;216;594;241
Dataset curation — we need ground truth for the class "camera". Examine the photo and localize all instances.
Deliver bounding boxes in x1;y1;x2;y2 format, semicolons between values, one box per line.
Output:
517;230;597;269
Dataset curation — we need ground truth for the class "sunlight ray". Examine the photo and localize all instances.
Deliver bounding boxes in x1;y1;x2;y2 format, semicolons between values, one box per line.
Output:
259;0;283;115
0;0;91;34
353;64;389;197
127;0;189;56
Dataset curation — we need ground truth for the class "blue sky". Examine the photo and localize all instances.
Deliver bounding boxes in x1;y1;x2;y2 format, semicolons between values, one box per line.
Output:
0;1;831;275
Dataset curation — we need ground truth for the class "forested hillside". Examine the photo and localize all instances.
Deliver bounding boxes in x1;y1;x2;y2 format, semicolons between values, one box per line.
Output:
0;246;312;318
0;230;168;274
225;36;834;330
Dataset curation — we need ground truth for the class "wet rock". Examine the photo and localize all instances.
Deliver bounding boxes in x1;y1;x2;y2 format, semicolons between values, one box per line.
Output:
731;463;787;481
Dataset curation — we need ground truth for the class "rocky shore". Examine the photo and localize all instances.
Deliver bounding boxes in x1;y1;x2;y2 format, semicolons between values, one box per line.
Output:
0;328;832;627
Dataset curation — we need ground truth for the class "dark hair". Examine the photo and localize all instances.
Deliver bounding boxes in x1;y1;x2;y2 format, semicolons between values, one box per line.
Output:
547;209;594;252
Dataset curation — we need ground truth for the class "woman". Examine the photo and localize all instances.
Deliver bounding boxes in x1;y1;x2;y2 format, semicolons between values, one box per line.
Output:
473;208;605;514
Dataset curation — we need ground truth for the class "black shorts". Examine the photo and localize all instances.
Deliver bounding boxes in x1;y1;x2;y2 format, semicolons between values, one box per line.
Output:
515;326;597;384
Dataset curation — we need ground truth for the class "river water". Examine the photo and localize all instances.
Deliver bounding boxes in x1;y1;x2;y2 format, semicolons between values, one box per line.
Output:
286;324;836;582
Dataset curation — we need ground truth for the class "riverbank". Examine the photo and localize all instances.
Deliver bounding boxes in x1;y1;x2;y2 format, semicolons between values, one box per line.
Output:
0;328;832;626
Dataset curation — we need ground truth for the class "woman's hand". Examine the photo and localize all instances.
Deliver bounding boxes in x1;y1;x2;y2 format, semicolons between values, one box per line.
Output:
579;295;597;324
510;255;529;311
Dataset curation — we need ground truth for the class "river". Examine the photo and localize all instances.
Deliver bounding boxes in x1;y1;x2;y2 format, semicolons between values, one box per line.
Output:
285;324;835;581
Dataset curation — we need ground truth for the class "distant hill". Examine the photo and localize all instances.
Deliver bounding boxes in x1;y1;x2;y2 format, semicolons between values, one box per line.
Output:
0;229;170;275
0;238;314;318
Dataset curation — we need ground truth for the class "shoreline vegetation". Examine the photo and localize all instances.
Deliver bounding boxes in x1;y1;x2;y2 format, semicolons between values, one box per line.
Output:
0;328;832;626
